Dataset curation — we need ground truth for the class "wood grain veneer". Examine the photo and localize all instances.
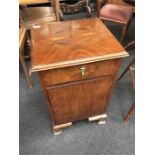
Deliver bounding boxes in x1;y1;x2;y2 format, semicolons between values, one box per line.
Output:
31;18;128;134
39;59;121;85
31;18;128;72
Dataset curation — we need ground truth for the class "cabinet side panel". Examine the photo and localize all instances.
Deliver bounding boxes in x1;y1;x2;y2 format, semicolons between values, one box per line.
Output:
38;72;57;125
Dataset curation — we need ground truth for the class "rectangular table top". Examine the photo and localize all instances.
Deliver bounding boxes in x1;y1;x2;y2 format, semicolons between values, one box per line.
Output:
19;0;50;5
31;18;128;72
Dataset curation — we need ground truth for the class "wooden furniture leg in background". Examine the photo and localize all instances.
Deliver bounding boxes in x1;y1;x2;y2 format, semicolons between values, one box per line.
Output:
124;102;135;122
119;61;135;121
19;49;32;88
119;62;135;121
120;24;128;42
118;58;134;80
118;40;135;121
19;26;33;88
124;64;135;121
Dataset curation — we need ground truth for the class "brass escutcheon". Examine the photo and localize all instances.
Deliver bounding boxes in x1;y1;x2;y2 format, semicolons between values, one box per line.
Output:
80;66;86;75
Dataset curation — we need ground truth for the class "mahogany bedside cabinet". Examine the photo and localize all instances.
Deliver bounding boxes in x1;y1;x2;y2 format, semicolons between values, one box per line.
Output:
31;18;128;135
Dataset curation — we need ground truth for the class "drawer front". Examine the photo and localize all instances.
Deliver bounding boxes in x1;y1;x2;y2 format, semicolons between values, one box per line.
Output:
39;59;121;86
46;76;114;125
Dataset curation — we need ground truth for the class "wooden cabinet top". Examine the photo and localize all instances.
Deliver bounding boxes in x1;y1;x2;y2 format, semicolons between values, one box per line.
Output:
31;18;128;72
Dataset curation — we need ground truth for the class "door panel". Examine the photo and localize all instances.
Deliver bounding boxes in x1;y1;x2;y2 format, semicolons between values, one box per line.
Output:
47;76;114;125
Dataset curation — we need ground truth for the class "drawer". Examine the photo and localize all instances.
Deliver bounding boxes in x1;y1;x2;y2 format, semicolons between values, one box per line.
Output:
39;59;121;86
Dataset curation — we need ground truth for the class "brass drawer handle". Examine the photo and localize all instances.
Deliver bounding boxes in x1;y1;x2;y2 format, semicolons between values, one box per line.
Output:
80;66;86;76
53;108;57;112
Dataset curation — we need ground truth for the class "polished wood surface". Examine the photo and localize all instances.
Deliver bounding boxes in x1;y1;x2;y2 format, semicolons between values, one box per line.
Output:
31;18;128;134
39;59;120;85
21;7;57;28
40;58;122;134
47;76;114;125
19;0;50;5
19;0;62;21
31;18;128;72
20;0;59;29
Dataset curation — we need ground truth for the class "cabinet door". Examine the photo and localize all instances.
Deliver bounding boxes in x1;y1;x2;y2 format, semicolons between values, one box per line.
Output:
47;76;114;125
